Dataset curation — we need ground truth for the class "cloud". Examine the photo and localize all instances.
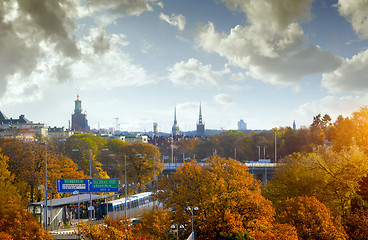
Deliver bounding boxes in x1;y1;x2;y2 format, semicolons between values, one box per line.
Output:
84;0;157;21
214;94;234;105
295;95;368;125
84;26;112;54
0;0;158;106
335;0;368;39
220;0;313;31
159;12;186;31
322;49;368;94
168;58;231;87
197;22;342;86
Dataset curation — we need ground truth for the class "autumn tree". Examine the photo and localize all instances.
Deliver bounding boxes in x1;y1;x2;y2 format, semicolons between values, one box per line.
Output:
343;208;368;240
78;218;156;240
278;196;347;240
0;149;22;206
65;133;109;178
0;202;53;240
121;142;164;192
134;209;173;240
263;146;368;216
0;138;89;203
158;156;297;240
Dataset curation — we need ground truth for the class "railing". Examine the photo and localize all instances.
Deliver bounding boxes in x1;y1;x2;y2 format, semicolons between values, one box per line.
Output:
164;162;277;170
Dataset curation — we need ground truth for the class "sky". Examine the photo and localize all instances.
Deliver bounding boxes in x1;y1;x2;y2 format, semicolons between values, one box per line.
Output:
1;0;368;133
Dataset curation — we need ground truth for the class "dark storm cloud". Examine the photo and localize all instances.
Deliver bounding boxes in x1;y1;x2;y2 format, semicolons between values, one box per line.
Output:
17;0;80;58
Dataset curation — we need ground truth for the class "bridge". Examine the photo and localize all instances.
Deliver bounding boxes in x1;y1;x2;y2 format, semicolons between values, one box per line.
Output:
163;162;278;184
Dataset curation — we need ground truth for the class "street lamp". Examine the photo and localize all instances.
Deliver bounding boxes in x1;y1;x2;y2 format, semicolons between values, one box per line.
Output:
109;153;142;219
73;190;80;223
72;148;108;221
186;206;198;234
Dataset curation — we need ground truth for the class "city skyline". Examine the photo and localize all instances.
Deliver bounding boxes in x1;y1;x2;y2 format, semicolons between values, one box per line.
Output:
1;1;368;132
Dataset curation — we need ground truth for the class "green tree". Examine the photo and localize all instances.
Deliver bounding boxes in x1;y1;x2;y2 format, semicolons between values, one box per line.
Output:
65;133;109;178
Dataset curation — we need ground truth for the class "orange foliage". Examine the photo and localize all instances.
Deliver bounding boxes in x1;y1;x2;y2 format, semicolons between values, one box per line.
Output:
0;202;52;240
158;156;296;240
78;218;156;240
343;208;368;240
134;209;173;240
278;196;347;240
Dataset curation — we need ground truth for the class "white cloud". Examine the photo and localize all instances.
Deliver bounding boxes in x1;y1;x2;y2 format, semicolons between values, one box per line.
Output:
295;95;368;126
168;58;230;87
220;0;313;31
214;94;234;105
322;49;368;94
159;12;186;31
229;72;246;82
335;0;368;39
0;0;157;106
197;22;342;86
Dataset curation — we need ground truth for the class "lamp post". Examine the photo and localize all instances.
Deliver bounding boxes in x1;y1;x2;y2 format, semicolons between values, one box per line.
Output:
109;153;142;219
72;148;108;221
73;190;80;223
186;206;198;234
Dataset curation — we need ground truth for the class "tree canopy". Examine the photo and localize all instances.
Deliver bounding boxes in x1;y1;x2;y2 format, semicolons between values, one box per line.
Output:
158;156;297;240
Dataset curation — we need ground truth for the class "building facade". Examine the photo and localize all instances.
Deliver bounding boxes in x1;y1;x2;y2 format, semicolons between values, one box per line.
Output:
238;119;247;131
0;111;48;140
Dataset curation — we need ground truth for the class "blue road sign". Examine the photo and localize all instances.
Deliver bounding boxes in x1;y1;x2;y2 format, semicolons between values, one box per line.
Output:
57;179;119;193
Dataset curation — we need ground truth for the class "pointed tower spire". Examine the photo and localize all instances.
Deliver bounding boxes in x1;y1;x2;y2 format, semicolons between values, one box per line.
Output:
198;102;203;124
172;107;180;137
174;107;177;124
196;103;205;138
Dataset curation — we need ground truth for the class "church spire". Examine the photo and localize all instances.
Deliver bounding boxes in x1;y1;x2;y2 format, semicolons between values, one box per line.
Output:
174;107;177;124
198;102;203;124
196;103;205;138
172;107;180;137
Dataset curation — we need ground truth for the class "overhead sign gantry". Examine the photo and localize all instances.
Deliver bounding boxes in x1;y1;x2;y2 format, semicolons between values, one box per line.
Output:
57;179;119;193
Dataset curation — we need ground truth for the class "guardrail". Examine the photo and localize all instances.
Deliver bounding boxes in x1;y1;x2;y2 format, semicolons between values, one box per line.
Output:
164;162;277;170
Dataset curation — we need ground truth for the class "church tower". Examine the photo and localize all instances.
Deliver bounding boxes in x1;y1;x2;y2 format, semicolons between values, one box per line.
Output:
196;103;205;138
172;107;180;138
71;95;90;132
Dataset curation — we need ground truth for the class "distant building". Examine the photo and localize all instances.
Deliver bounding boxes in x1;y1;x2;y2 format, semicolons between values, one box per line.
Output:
238;119;247;131
293;120;296;130
196;103;205;138
153;122;158;137
172;107;180;138
71;95;90;132
0;111;48;140
125;134;148;144
48;126;74;141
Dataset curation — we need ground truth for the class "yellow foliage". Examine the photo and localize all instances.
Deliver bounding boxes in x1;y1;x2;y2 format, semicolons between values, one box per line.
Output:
158;156;294;240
